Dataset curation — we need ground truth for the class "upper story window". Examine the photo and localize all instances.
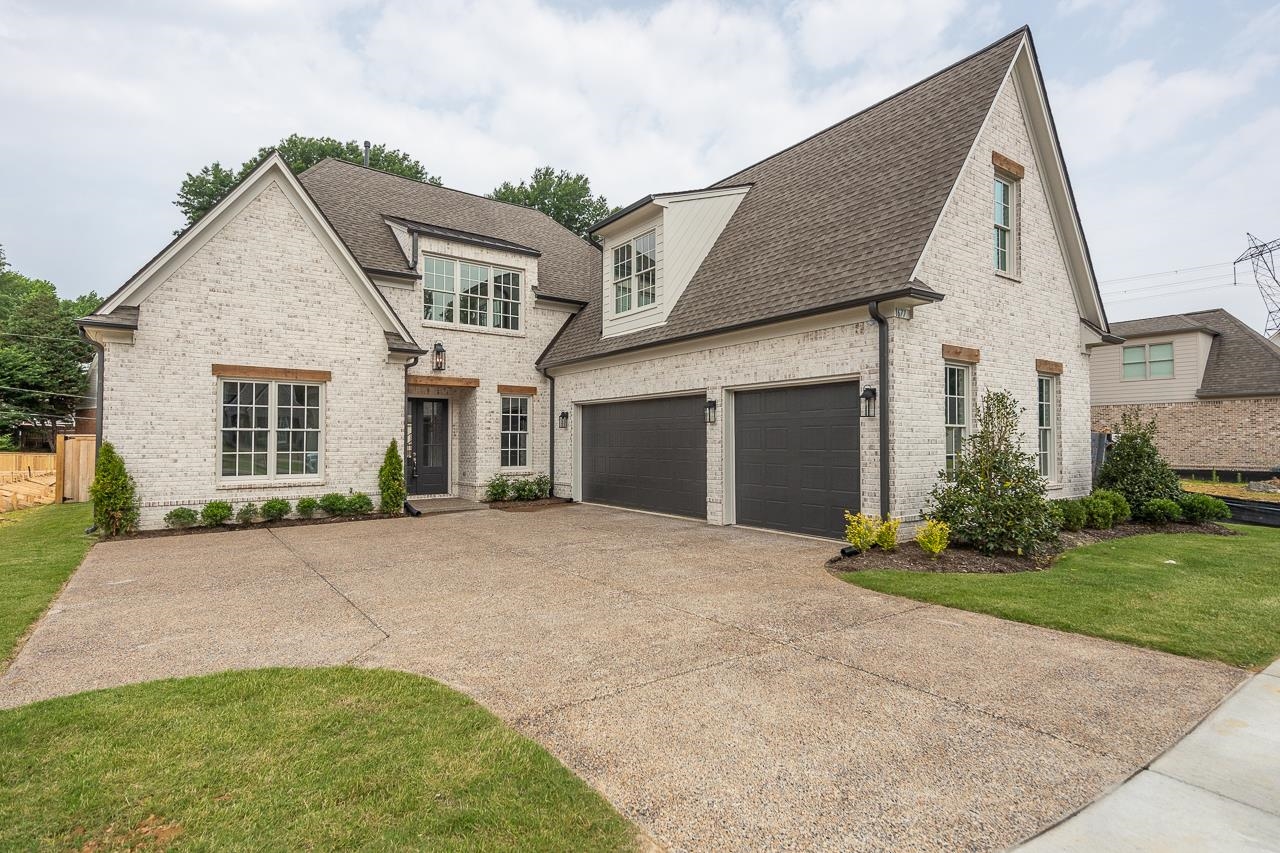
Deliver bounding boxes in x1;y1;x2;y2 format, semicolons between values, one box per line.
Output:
613;230;656;314
422;255;521;331
993;175;1018;274
1122;342;1174;380
220;379;323;480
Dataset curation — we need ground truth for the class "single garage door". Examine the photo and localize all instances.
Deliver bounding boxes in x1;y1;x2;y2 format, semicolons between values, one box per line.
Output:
581;395;707;518
734;382;859;538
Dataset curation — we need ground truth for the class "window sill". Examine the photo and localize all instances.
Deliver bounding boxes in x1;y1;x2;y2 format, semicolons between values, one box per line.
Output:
216;479;325;490
994;270;1021;283
421;319;525;339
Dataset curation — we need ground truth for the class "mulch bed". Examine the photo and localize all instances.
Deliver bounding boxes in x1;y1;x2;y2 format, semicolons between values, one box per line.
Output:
827;521;1235;575
115;512;405;540
486;497;571;512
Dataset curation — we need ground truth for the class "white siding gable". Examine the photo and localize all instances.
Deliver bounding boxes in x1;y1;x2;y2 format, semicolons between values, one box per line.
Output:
1090;330;1213;404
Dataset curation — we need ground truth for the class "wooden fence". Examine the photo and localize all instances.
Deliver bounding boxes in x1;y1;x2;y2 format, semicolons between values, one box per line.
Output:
0;452;57;475
56;435;96;503
0;436;95;512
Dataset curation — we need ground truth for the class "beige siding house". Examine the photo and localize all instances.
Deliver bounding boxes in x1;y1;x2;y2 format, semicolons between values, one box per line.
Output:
81;26;1113;535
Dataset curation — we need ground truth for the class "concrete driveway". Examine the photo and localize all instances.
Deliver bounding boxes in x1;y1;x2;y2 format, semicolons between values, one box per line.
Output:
1;504;1243;851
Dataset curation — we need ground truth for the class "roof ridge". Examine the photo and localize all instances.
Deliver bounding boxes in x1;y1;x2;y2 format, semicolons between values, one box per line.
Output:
712;26;1028;188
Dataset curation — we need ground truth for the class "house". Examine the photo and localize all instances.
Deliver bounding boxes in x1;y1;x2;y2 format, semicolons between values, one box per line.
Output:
1091;309;1280;475
78;26;1111;536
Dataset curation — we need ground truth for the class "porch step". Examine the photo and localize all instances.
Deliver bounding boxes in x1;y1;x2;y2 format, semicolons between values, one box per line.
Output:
407;497;488;516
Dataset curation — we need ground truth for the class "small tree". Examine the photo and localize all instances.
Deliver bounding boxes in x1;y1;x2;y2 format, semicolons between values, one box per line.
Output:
928;390;1056;555
1097;410;1180;515
89;442;139;536
378;439;407;514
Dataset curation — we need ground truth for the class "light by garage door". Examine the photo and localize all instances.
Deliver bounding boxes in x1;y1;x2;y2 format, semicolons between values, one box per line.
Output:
580;395;707;518
733;382;860;539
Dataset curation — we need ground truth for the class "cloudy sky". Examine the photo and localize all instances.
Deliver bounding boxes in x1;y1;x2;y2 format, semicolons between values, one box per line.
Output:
1;0;1277;331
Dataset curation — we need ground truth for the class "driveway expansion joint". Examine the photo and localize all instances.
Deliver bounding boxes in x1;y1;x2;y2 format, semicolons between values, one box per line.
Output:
266;528;390;640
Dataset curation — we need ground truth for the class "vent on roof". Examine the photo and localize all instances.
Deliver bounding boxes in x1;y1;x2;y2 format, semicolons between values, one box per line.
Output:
363;140;370;167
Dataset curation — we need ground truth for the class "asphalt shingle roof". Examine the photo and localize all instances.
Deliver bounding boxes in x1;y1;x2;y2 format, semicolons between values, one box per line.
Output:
1112;309;1280;398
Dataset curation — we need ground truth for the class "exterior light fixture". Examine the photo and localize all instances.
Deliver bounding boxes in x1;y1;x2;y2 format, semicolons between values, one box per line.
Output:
860;386;878;418
704;399;718;424
559;410;570;430
431;341;446;371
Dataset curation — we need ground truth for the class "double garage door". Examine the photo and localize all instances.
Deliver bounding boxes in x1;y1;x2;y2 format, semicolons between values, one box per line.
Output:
580;382;859;538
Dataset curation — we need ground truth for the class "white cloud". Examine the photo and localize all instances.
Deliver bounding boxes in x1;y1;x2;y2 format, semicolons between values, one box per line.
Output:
786;0;969;70
1058;0;1166;43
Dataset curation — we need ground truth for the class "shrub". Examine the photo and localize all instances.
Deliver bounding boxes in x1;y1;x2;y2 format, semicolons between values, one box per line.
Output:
318;493;347;515
1141;497;1183;525
1177;492;1230;524
915;519;950;557
296;497;320;518
1098;410;1181;511
928;390;1057;555
344;492;374;515
1080;495;1114;530
1092;489;1131;524
236;502;258;525
532;474;552;499
261;498;291;522
875;517;901;551
510;476;542;501
89;442;140;536
378;440;407;514
843;511;879;552
484;474;511;502
200;500;233;527
163;507;198;529
1057;499;1087;532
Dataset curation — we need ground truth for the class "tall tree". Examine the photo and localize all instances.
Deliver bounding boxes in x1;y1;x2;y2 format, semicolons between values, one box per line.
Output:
174;134;442;229
489;167;618;238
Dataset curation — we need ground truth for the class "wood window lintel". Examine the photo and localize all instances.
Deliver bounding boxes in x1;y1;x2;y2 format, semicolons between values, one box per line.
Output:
212;364;331;383
1035;359;1064;375
942;344;980;364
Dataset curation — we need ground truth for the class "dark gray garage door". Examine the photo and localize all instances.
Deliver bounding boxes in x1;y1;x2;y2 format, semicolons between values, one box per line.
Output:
581;396;707;518
734;382;859;538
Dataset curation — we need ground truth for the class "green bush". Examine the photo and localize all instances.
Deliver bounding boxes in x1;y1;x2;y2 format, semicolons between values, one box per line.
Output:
1177;492;1230;524
200;500;233;527
874;517;901;551
1092;488;1131;524
1081;495;1114;530
1057;499;1087;532
318;493;347;515
484;474;511;502
296;497;320;518
843;511;879;552
928;390;1057;555
1098;411;1180;511
915;518;950;557
163;507;198;529
378;440;406;514
261;498;291;521
344;492;374;515
532;474;552;499
236;503;258;525
510;476;542;501
89;442;140;536
1141;497;1183;525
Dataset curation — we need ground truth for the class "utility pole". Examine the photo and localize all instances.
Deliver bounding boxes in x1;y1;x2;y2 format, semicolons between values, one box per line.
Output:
1235;233;1280;337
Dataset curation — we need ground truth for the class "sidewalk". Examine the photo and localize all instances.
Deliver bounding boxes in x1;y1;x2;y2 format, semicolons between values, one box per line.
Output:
1018;659;1280;851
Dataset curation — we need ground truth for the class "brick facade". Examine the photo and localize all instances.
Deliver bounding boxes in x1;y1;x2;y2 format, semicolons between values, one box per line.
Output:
1091;399;1280;472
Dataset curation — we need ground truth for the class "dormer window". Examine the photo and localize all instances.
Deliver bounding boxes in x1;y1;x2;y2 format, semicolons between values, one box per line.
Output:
613;230;656;314
422;254;521;331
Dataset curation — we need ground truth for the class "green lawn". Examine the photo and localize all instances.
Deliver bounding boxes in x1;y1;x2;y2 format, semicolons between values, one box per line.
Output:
0;667;636;851
843;524;1280;669
0;502;94;664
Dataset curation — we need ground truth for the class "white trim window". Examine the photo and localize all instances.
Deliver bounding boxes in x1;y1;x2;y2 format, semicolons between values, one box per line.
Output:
1122;342;1174;380
613;230;656;314
500;396;529;468
422;255;521;331
220;379;323;479
993;175;1017;274
944;364;971;473
1037;374;1057;480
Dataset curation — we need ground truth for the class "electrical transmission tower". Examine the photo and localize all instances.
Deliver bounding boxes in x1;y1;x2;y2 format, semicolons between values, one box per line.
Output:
1235;233;1280;337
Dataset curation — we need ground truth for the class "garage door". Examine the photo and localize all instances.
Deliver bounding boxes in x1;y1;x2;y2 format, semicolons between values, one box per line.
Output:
581;396;707;518
734;382;859;538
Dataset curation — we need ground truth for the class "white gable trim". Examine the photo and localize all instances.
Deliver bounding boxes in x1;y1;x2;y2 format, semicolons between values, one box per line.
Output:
100;154;419;347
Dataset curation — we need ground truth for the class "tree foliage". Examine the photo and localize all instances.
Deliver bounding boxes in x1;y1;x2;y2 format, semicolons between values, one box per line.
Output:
1097;410;1181;516
489;166;618;237
90;442;140;536
378;439;406;514
174;134;442;229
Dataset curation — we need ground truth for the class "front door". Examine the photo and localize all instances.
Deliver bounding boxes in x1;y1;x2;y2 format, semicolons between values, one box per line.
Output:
409;398;449;495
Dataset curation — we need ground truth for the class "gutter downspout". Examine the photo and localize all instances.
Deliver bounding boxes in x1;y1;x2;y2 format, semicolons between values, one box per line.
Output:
867;301;890;518
403;356;421;516
77;326;105;534
537;365;556;494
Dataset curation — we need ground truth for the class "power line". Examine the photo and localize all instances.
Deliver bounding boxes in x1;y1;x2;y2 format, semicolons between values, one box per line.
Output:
0;331;89;344
1098;261;1233;285
1101;274;1239;297
0;384;89;399
1106;282;1242;302
0;407;75;421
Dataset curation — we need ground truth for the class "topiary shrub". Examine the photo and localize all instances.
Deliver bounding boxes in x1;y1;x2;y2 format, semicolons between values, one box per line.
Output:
318;493;347;516
89;442;140;537
843;511;879;552
1081;495;1115;530
1057;499;1087;532
1098;410;1180;511
378;440;406;514
875;517;901;551
1141;497;1183;525
236;502;258;525
296;497;320;518
344;492;374;515
928;390;1057;555
915;518;950;557
1177;492;1230;524
484;474;511;502
200;500;233;527
261;498;291;522
163;507;198;529
1092;489;1131;524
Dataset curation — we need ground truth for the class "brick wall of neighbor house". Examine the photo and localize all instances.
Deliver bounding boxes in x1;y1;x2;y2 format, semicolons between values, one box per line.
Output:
1091;399;1280;472
376;236;572;500
895;73;1093;525
100;180;405;528
552;313;882;523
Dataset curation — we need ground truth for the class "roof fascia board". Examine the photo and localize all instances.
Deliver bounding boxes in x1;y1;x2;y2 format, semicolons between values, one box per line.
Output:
653;185;752;206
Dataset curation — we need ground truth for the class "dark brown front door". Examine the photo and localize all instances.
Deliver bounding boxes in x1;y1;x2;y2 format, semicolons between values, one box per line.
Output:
409;398;448;495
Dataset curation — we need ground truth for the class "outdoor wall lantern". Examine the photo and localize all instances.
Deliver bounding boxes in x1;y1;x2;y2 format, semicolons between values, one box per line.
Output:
860;386;878;418
431;341;446;371
559;410;570;430
704;399;718;425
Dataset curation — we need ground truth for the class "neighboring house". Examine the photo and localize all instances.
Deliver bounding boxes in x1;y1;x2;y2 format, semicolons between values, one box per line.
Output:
1091;309;1280;474
79;26;1112;535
